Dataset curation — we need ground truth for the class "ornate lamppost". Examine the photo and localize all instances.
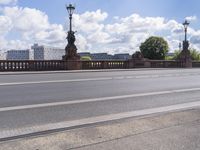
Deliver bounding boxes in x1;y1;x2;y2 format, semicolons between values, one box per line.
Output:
178;19;192;67
63;4;80;61
67;4;75;33
182;20;190;51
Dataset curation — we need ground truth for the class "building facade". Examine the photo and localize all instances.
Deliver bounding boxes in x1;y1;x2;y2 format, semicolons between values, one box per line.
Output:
113;53;131;60
0;51;6;60
6;50;30;60
78;52;131;60
31;44;65;60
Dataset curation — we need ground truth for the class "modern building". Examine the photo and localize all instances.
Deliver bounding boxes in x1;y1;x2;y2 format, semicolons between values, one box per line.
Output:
0;51;6;60
78;52;131;60
90;53;113;60
31;44;65;60
113;53;131;60
78;52;91;57
6;50;30;60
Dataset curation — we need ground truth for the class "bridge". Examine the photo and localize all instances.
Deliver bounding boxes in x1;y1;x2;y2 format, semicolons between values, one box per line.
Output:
0;68;200;143
0;4;200;150
0;59;200;71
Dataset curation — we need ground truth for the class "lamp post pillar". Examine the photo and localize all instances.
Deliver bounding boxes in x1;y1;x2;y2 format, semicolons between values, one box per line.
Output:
69;14;72;32
178;20;192;68
63;4;81;70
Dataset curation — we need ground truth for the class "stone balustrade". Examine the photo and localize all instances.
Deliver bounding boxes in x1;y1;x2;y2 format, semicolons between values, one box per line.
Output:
0;59;197;71
0;60;65;71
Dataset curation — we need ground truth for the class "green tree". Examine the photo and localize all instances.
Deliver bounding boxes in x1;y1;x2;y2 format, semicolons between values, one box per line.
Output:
190;49;200;61
171;50;181;60
172;49;200;61
81;56;92;61
140;36;169;60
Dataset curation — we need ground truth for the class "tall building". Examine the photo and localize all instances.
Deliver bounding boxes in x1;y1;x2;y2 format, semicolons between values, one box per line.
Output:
6;50;30;60
31;44;65;60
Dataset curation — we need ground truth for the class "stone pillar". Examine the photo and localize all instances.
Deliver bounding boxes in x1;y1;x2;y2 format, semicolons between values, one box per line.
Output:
66;60;81;70
178;41;192;68
63;31;81;70
130;51;150;68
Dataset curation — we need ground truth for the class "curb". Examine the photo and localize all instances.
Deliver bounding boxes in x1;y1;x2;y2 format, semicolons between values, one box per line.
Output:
0;68;187;76
1;102;200;142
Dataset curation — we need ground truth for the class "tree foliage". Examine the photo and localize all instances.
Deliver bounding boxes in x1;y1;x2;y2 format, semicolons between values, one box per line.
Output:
171;50;181;60
172;49;200;61
190;49;200;60
80;56;92;61
140;36;169;60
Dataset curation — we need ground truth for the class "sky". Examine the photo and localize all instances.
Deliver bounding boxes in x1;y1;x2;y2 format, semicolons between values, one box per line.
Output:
0;0;200;54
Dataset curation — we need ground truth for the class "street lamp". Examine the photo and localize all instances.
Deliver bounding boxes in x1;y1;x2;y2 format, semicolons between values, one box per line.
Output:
178;19;192;67
66;4;75;32
63;3;80;63
183;20;190;42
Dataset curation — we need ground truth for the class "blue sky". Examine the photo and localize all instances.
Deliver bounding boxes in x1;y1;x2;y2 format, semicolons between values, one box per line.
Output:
0;0;200;54
18;0;199;26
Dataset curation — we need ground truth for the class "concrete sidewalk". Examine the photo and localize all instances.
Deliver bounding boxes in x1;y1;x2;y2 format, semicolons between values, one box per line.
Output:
0;108;200;150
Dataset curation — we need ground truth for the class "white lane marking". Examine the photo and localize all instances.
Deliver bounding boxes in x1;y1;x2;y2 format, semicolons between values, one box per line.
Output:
0;72;200;86
1;87;200;112
0;77;112;86
114;76;125;80
1;101;200;140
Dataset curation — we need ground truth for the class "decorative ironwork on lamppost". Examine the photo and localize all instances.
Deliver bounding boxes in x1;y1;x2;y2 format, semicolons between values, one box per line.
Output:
183;20;190;42
182;20;190;52
63;4;80;61
67;4;75;32
178;19;192;68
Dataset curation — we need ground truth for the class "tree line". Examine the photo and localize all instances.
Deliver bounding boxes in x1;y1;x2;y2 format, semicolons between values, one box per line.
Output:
139;36;200;61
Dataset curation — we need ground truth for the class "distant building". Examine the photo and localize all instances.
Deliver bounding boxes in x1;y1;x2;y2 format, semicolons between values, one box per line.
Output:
166;53;175;57
0;51;6;60
6;50;30;60
91;53;113;60
31;44;65;60
78;52;131;60
78;52;91;57
113;53;131;60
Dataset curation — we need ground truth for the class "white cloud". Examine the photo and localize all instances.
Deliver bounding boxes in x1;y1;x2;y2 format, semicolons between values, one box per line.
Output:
185;16;197;22
0;6;67;50
1;6;200;55
0;15;12;35
76;34;91;52
73;9;107;33
4;7;49;32
0;0;17;5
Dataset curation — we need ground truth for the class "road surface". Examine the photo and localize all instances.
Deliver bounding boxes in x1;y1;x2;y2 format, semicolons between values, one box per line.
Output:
0;68;200;140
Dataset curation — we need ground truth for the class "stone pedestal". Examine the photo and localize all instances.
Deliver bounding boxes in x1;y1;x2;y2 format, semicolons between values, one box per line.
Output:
62;31;81;70
63;53;81;70
178;41;192;68
65;59;81;70
130;51;150;68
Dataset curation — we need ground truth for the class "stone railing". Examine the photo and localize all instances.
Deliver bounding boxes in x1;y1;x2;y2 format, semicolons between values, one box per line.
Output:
0;59;198;71
149;60;183;68
192;61;200;68
81;60;129;70
0;60;65;71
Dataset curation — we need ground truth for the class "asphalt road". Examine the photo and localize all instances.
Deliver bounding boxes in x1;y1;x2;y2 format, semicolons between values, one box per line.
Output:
1;68;200;138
